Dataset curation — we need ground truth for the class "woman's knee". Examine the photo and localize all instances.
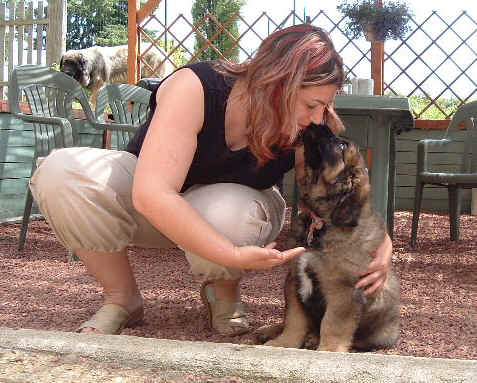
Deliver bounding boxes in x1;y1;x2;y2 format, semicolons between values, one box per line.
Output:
30;147;138;252
31;147;129;203
183;183;279;246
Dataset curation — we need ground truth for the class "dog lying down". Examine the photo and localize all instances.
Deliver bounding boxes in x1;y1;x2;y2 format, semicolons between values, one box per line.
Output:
258;123;400;352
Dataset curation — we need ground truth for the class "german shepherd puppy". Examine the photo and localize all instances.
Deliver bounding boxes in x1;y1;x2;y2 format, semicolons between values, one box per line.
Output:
259;123;400;352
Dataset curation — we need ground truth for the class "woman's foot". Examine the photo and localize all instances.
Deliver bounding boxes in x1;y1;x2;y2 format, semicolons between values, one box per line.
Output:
78;295;144;334
77;303;144;335
73;248;143;334
200;279;249;336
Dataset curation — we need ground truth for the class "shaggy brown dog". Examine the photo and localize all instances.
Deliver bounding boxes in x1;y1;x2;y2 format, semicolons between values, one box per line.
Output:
259;123;400;352
60;44;171;106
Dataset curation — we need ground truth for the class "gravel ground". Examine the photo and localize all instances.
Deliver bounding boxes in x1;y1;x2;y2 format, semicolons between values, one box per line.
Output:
0;210;476;361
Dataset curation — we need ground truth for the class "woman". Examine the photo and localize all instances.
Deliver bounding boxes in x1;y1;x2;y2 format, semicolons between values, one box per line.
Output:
30;24;392;336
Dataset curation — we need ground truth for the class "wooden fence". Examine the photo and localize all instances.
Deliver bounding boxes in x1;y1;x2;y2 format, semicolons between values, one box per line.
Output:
0;0;66;99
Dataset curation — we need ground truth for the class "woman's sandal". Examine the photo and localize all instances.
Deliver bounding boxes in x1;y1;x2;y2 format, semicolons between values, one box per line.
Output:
76;304;144;335
200;281;249;336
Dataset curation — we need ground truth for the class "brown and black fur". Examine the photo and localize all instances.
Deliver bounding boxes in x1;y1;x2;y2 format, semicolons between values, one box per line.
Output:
259;123;400;352
59;44;171;106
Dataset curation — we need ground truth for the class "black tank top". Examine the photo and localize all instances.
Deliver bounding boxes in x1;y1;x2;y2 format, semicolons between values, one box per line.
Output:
126;61;295;192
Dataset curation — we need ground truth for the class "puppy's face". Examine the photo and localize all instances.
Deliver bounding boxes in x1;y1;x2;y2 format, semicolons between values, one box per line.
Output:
299;123;370;226
60;53;90;87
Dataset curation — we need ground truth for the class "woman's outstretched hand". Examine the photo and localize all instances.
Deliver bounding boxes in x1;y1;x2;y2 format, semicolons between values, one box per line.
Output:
234;242;306;270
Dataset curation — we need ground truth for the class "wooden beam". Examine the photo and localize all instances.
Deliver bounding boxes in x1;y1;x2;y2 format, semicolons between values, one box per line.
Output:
0;18;48;25
128;0;162;84
371;0;384;95
413;119;471;130
137;0;162;24
415;120;449;130
46;0;67;66
128;0;139;85
371;41;384;95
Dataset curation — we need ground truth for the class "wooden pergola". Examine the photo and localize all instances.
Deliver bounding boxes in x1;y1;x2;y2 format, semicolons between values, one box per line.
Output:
126;0;386;94
127;0;163;85
371;0;384;95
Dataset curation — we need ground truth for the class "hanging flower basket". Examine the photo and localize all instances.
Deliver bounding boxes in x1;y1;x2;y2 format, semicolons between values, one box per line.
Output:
363;21;382;42
337;0;413;42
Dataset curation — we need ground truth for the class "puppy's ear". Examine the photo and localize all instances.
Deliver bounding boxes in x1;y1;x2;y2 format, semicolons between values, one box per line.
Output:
59;56;63;70
331;194;361;227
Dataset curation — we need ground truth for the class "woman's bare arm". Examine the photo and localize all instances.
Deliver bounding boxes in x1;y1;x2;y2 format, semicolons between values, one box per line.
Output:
133;69;304;269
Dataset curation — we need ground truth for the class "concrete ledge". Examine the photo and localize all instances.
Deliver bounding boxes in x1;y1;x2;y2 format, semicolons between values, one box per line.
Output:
1;327;476;383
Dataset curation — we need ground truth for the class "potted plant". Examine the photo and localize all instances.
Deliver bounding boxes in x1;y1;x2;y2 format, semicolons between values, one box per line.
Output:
337;0;413;42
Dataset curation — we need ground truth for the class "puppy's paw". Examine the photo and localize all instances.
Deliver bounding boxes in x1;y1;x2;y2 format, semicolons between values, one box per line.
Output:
317;341;351;352
317;345;350;352
264;336;304;349
264;338;286;347
303;332;320;350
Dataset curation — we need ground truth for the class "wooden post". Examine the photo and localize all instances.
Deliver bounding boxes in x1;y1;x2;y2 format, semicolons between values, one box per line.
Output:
371;0;384;95
128;0;139;84
137;0;162;24
128;0;163;84
371;41;384;95
46;0;67;66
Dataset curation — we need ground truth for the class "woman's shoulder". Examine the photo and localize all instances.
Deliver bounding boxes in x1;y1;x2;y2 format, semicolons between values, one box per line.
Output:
184;61;229;93
157;61;219;91
155;67;203;101
185;60;219;75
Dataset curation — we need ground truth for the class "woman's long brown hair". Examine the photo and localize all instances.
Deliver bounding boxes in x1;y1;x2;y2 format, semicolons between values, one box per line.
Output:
216;24;345;167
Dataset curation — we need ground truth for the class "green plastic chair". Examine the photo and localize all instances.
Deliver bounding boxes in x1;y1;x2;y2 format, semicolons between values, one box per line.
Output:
410;100;477;247
9;64;99;250
9;65;143;251
95;84;152;150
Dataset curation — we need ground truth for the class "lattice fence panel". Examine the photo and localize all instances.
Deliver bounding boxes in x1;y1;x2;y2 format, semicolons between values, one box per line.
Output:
385;11;477;119
137;6;477;120
136;9;372;82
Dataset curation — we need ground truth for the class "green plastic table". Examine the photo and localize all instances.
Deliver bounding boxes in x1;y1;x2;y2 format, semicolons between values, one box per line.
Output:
334;94;415;237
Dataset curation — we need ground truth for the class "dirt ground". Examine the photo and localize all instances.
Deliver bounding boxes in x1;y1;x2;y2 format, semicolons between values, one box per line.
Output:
0;210;476;361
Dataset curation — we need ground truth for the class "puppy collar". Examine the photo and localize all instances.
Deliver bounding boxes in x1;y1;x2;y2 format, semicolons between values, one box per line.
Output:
298;203;325;246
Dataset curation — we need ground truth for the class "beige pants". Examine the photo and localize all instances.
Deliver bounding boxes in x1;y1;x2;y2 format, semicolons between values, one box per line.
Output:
30;147;287;281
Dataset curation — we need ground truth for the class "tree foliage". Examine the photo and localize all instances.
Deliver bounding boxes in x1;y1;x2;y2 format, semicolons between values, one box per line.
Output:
409;95;461;120
192;0;245;62
65;0;187;69
96;25;128;47
66;0;128;50
385;91;464;119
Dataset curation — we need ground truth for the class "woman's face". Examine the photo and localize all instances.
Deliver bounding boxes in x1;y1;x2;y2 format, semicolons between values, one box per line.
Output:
295;84;339;133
